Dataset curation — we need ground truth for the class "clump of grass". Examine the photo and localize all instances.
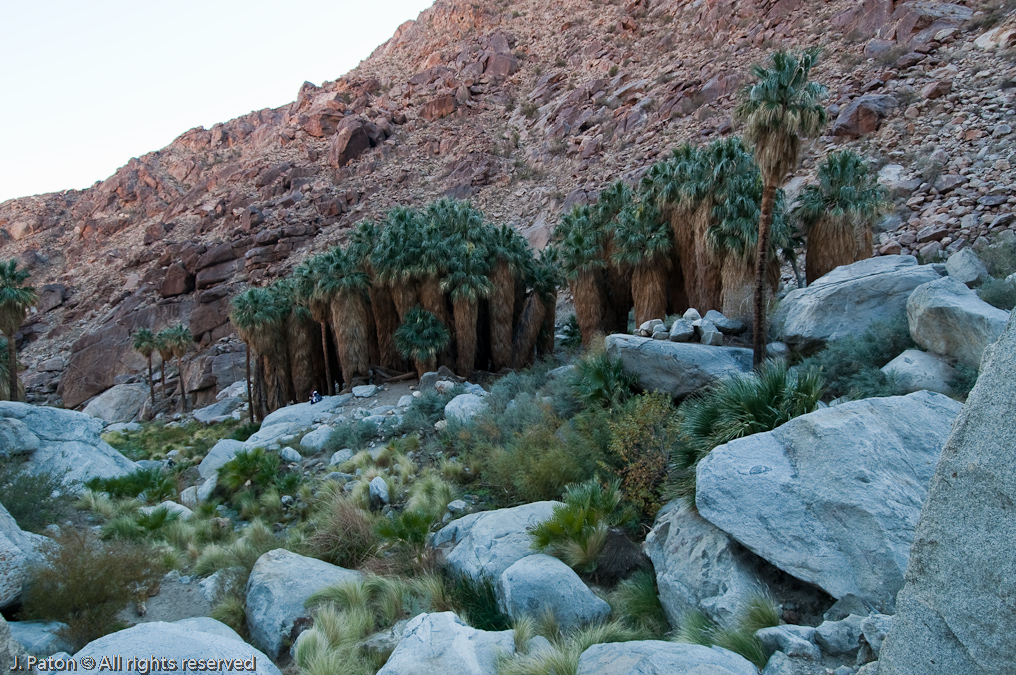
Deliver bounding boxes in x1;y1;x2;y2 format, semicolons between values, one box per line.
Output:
101;505;180;541
571;351;637;409
497;619;644;675
104;419;247;461
324;420;380;453
675;593;780;669
406;470;456;518
442;571;512;631
84;467;175;504
306;488;379;568
0;459;71;532
216;447;302;516
948;362;980;400
607;570;669;637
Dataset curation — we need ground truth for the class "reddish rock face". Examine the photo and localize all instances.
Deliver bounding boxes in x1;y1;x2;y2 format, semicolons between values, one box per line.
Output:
420;95;457;121
832;94;899;138
328;121;372;167
196;258;244;290
161;262;195;298
484;53;518;78
189;295;232;338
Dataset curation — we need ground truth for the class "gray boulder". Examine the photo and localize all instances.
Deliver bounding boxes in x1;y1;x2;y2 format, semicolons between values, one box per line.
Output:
73;620;280;675
243;422;303;450
669;319;695;342
496;554;610;631
245;548;362;659
369;476;390;506
279;447;302;463
377;612;515;675
82;384;149;424
299;426;332;452
772;256;941;352
705;310;746;335
906;276;1009;367
696;391;961;611
444;394;486;423
945;248;989;287
605;335;752;398
193;397;242;424
0;502;47;607
198;439;245;481
756;625;820;660
0;402;136;486
259;394;350;428
645;501;761;626
878;313;1016;674
171;617;244;642
431;501;560;579
0;417;39;457
7;621;73;657
814;614;864;656
0;616;25;673
576;640;757;675
880;349;956;396
694;319;724;346
860;614;894;658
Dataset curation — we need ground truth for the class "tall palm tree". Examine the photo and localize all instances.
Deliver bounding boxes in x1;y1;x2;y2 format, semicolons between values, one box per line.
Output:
488;224;530;370
555;205;607;349
349;220;402;372
131;328;158;407
394;306;450;378
593;181;634;333
796;151;885;284
611;194;673;325
155;329;174;397
275;277;315;402
0;337;12;400
0;261;37;401
512;246;563;368
442;239;493;376
230;287;287;422
294;258;335;395
735;48;827;366
319;246;372;391
163;325;193;412
375;207;425;320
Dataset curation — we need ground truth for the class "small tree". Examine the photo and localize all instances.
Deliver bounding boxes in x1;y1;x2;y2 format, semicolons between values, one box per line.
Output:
154;329;174;396
163;325;193;412
230;288;287;422
131;328;158;407
0;260;37;401
394;307;450;378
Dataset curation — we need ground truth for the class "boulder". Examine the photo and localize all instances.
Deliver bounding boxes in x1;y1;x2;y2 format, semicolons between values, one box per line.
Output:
328;120;371;167
198;439;245;481
245;548;362;659
645;502;761;626
192;397;242;424
495;554;611;631
139;501;193;520
420;95;457;121
242;422;304;450
73;621;280;675
0;532;26;609
300;426;332;452
82;384;149;423
669;319;695;342
0;417;39;457
704;310;746;335
431;501;561;579
160;262;195;298
352;384;377;398
696;391;961;611
755;625;820;660
880;349;956;395
860;614;893;657
0;616;25;673
906;276;1009;368
605;335;752;398
0;403;137;486
171;617;243;642
259;394;349;429
878;314;1016;674
832;95;898;138
772;256;942;352
7;621;73;657
944;249;988;287
576;640;758;675
376;612;514;675
279;447;302;463
444;394;486;423
814;614;865;656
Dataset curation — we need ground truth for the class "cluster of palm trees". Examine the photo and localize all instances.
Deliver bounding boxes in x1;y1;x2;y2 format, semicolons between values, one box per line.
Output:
228;199;560;421
130;325;194;413
0;260;37;401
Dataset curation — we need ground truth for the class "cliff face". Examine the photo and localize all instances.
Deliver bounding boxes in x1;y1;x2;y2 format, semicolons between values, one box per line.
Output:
1;0;1011;409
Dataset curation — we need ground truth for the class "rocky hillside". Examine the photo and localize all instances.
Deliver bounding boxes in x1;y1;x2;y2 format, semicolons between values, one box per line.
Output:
2;0;1014;410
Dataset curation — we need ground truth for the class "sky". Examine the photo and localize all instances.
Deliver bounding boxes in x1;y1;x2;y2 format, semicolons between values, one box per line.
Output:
0;0;435;203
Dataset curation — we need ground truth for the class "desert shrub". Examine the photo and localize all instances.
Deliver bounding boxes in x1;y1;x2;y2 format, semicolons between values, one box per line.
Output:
978;276;1016;310
483;366;552;414
606;393;679;517
324;419;380;453
571;352;637;409
20;531;164;650
667;361;823;505
676;594;780;669
948;362;980;401
0;459;71;532
229;422;260;442
216;447;302;511
209;596;247;635
85;467;175;504
797;315;914;399
104;420;245;461
442;571;511;631
306;491;379;568
397;390;456;434
607;570;669;637
977;237;1016;278
101;505;180;541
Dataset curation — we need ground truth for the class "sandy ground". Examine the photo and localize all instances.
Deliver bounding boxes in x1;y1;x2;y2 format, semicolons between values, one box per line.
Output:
118;577;212;627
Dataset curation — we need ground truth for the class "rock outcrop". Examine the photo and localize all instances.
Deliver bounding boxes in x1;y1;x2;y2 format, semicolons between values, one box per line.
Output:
576;640;757;675
604;335;752;398
81;383;149;423
0;616;25;673
377;612;515;675
906;276;1009;367
495;554;610;631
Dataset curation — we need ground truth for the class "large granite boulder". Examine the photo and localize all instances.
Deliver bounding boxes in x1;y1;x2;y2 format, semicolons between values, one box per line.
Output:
645;501;762;626
198;439;245;481
880;349;956;396
605;335;752;398
192;397;242;424
0;616;25;673
245;549;362;659
0;403;136;486
259;394;350;429
377;612;515;675
7;621;73;657
944;248;989;287
495;554;610;631
772;256;942;352
576;640;757;675
81;384;149;424
878;314;1016;674
431;501;561;579
73;620;280;675
906;276;1009;368
444;394;487;423
0;502;46;608
696;391;961;612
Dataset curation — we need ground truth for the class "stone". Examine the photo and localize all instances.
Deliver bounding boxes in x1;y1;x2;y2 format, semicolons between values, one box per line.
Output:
36;358;65;373
638;319;665;336
259;394;350;429
696;391;962;611
329;448;353;466
877;313;1016;674
704;310;746;335
824;594;875;622
916;225;948;243
139;500;193;521
860;614;894;657
694;319;724;346
880;349;956;396
645;502;761;626
369;476;390;506
192;397;242;424
279;447;302;463
74;621;280;675
605;335;752;399
245;549;362;659
444;393;486;423
496;554;611;631
432;501;561;579
243;422;302;450
419;372;439;390
397;395;415;408
447;499;468;515
944;248;989;287
7;621;73;657
755;625;820;660
299;426;332;452
669;319;695;342
352;384;378;398
575;640;758;675
766;342;790;360
0;616;25;673
434;380;456;395
0;417;39;457
328;120;371;167
906;276;1009;367
82;384;149;424
815;615;865;656
36;284;66;313
761;651;794;675
547;365;576;380
771;256;942;352
198;439;245;481
0;532;26;609
683;308;702;322
832;95;898;138
651;327;670;340
933;174;966;193
920;80;951;100
160;263;195;298
376;612;514;675
420;95;457;121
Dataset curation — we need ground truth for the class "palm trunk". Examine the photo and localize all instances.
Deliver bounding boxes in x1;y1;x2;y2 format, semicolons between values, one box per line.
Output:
453;296;478;377
537;290;557;358
332;292;370;390
391;282;419;321
572;269;605;349
692;200;723;313
319;321;334;395
369;285;402;371
490;261;515;370
670;207;698;311
414;356;436;379
632;262;668;326
753;184;778;368
721;255;755;321
245;346;254;424
177;355;187;413
147;355;155;406
159;354;168;396
603;236;632;333
8;338;17;402
511;293;546;369
806;216;858;284
287;313;316;402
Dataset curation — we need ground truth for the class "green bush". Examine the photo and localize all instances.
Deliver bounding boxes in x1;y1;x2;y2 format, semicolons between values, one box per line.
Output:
324;420;380;453
607;570;670;637
397;390;456;435
978;277;1016;310
0;460;71;532
797;315;914;400
104;420;246;461
606;393;679;517
20;531;164;650
84;467;176;504
571;352;637;409
668;361;823;505
101;505;180;541
976;237;1016;278
306;491;379;568
216;447;302;513
948;363;980;400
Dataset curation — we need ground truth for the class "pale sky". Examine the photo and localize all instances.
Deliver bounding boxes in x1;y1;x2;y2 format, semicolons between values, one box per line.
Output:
0;0;434;203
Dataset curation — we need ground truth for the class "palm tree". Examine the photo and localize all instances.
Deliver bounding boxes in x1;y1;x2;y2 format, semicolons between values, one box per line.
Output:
319;246;372;391
612;194;673;325
0;337;13;400
131;328;158;407
488;224;530;370
230;287;287;422
349;220;402;372
275;277;315;403
394;306;451;378
796;151;885;284
555;205;607;349
735;48;827;366
593;181;634;333
163;325;193;412
442;239;493;376
294;258;336;395
155;330;174;396
0;261;37;401
375;207;425;320
512;246;563;368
